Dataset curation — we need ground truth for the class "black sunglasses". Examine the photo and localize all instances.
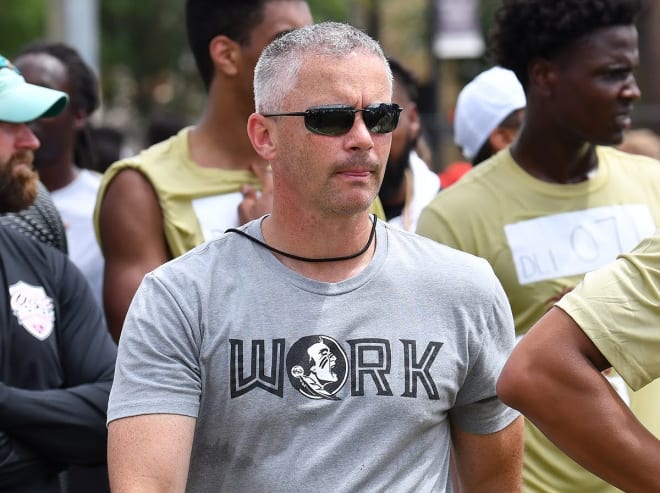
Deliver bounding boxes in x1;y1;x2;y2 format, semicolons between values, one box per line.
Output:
262;103;402;136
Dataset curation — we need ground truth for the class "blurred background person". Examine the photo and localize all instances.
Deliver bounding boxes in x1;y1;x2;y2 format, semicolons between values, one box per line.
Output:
440;66;525;189
94;0;314;341
454;66;525;166
145;109;187;146
618;127;660;160
379;57;439;232
89;126;125;174
14;41;105;309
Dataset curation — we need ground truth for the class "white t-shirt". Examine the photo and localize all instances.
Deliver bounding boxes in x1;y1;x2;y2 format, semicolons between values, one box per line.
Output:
51;169;105;306
387;151;440;232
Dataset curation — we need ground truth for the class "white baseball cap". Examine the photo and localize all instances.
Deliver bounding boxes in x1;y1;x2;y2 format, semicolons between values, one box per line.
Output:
454;66;526;161
0;54;68;123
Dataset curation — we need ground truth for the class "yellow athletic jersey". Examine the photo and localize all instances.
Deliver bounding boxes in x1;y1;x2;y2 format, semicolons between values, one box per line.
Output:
557;230;660;437
95;127;385;259
417;146;660;493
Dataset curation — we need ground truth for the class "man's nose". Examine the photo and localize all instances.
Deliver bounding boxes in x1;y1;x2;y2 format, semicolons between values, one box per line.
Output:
344;113;375;151
15;123;40;150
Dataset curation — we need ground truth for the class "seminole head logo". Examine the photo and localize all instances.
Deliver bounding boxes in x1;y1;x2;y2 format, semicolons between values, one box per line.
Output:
287;335;348;400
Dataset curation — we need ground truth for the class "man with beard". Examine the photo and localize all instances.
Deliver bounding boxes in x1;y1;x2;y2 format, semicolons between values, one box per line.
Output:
0;51;69;254
0;79;68;252
0;54;117;493
379;58;439;232
13;43;110;492
0;182;68;254
14;42;105;307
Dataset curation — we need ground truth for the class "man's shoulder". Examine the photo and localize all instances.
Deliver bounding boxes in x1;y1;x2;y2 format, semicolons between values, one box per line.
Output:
599;145;660;173
0;224;64;270
107;127;191;176
139;230;248;299
96;127;192;209
422;151;511;215
387;223;491;273
598;146;660;198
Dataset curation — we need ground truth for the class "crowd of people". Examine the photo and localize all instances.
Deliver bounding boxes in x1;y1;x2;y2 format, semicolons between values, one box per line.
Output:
1;0;658;492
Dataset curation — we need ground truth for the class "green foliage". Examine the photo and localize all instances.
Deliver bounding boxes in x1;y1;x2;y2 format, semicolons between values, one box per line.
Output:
0;0;46;58
99;0;192;114
97;0;350;117
307;0;349;22
101;0;186;76
0;0;371;125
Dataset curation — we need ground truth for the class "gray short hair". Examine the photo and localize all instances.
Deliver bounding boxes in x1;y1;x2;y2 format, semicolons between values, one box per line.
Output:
254;22;392;113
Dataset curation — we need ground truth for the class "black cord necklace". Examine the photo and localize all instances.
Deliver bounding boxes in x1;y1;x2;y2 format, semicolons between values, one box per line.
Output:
225;214;377;263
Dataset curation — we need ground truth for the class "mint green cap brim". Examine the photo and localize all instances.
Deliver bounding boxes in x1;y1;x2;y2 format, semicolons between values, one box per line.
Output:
0;69;68;123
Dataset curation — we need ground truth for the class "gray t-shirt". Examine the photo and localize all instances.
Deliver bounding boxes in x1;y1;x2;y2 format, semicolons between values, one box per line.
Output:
109;218;518;492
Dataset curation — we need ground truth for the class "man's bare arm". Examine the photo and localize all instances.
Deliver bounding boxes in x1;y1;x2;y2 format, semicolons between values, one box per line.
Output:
497;307;660;493
108;414;196;493
451;417;523;492
98;169;170;341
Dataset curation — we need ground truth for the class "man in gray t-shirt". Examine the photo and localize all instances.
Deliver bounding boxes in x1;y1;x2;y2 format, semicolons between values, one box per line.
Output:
107;21;523;493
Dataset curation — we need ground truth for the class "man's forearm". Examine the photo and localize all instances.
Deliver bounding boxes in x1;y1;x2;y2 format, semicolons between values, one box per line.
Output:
521;374;660;493
0;381;111;464
498;307;660;493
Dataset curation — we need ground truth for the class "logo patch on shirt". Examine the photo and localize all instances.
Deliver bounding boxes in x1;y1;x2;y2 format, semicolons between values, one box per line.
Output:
286;335;349;400
9;281;55;340
230;337;444;400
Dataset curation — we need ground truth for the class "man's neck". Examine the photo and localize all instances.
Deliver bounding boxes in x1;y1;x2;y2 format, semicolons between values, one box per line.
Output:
189;116;263;171
511;122;599;184
261;210;376;282
37;160;78;192
188;82;263;170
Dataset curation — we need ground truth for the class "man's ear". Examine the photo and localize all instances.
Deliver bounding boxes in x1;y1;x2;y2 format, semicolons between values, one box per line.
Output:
247;113;278;161
72;107;88;131
209;35;240;77
528;57;557;97
407;102;421;141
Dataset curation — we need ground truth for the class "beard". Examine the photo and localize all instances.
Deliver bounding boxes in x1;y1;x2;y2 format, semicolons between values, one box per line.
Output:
0;150;39;212
380;134;416;202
